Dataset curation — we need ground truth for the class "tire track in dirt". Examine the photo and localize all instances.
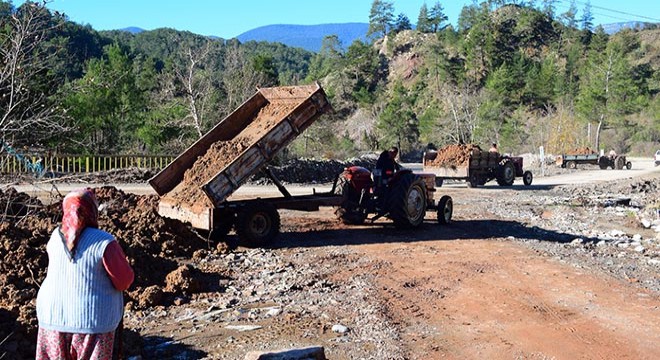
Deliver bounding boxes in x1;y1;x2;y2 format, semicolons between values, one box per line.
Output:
353;239;660;360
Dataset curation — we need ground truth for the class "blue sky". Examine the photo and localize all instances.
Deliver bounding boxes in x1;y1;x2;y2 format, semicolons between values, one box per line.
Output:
10;0;660;39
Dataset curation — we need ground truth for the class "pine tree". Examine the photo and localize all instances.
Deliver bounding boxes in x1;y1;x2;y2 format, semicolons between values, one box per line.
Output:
367;0;395;39
577;32;643;150
460;2;495;85
580;0;593;31
377;82;418;151
417;3;431;33
64;44;145;153
542;0;556;18
560;0;578;29
393;13;412;33
428;2;448;33
306;35;344;82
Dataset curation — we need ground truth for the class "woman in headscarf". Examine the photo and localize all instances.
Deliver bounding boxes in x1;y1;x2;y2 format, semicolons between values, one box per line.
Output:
36;188;134;360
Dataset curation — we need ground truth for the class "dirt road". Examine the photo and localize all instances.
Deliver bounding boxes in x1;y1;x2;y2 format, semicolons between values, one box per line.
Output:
5;157;657;201
116;159;660;359
356;238;659;359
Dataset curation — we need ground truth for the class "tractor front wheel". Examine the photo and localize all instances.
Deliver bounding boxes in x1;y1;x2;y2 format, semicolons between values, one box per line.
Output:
437;195;453;225
523;171;533;186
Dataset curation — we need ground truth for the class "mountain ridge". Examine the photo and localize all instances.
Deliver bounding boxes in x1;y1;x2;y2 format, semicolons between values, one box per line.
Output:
236;23;369;52
120;21;658;52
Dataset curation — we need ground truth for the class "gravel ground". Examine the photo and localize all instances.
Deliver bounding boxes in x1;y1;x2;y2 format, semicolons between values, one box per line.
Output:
121;172;660;359
461;175;660;293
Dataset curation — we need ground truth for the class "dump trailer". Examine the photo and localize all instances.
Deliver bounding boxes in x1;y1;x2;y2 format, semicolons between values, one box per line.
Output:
422;145;533;188
149;83;453;247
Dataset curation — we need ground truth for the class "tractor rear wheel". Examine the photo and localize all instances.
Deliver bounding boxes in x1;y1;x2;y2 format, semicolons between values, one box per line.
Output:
615;156;625;170
384;173;427;228
235;201;280;247
496;159;515;186
437;195;453;225
467;173;480;188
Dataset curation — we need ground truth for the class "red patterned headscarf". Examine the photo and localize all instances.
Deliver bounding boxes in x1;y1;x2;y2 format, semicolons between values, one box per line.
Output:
60;188;99;251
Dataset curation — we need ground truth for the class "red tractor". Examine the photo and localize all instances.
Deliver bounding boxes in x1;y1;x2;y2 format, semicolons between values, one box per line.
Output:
333;166;453;228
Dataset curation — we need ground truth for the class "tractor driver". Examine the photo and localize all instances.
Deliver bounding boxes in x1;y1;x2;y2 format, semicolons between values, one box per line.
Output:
609;149;617;158
374;146;401;195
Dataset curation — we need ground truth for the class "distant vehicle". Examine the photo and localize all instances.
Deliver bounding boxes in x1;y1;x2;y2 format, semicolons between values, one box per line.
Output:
655;150;660;167
423;146;533;187
556;153;631;170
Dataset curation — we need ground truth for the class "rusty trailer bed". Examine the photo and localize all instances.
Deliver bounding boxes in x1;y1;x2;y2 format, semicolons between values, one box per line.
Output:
149;83;332;230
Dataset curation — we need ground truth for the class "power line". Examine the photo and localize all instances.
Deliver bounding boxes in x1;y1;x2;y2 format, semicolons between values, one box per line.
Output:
554;3;642;23
559;0;660;22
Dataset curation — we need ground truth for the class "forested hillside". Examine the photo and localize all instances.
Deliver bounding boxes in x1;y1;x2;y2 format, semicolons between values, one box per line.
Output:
1;0;658;160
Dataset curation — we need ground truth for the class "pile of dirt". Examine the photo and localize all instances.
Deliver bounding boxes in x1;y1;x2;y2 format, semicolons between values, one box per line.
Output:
0;188;53;359
164;101;299;210
2;154;377;198
424;144;482;167
0;186;217;359
0;187;46;217
0;168;157;185
566;147;597;155
93;186;214;300
249;156;377;185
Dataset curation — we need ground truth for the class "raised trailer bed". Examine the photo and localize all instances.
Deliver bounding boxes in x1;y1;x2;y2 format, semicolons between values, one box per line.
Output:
149;84;453;246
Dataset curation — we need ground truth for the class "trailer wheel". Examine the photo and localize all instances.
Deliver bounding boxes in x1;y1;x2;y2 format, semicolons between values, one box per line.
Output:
566;161;576;169
496;160;515;186
626;161;632;170
235;201;280;247
437;195;453;225
467;173;480;188
598;156;609;169
211;209;235;240
384;173;427;228
523;171;533;186
335;206;367;225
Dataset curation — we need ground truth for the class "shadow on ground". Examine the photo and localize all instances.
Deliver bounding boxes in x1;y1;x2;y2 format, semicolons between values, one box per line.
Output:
123;329;208;360
265;218;594;249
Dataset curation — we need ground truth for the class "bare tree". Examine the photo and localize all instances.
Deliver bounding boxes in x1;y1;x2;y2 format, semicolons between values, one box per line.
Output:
439;84;484;145
221;43;269;114
0;1;69;145
593;54;613;152
153;39;220;146
174;42;216;138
